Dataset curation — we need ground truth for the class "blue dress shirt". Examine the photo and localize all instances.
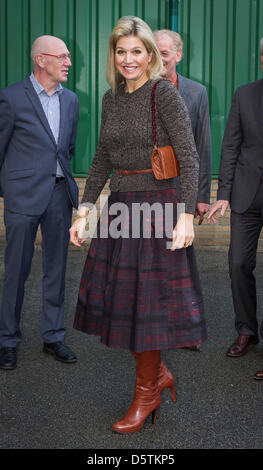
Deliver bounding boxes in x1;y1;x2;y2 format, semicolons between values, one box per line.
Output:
30;72;64;177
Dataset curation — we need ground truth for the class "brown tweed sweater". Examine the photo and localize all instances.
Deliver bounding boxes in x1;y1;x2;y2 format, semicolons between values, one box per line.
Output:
81;78;199;214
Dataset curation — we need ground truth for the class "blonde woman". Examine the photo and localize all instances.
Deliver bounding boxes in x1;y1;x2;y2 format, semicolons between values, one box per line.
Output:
70;16;206;434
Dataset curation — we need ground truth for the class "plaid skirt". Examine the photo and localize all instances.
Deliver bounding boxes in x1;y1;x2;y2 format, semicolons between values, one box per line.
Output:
73;189;207;352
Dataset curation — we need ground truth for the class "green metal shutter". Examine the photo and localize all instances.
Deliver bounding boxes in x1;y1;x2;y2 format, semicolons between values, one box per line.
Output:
73;0;169;175
177;0;263;176
2;0;262;176
0;0;169;175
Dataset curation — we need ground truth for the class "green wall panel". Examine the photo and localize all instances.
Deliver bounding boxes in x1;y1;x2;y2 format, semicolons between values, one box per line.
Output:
73;0;169;175
0;0;169;176
1;0;262;177
178;0;263;176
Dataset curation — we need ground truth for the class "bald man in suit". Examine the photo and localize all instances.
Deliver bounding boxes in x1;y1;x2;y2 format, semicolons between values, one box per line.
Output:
0;36;79;369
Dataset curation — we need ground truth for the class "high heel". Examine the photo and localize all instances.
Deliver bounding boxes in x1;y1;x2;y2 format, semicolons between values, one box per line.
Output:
151;406;159;424
112;350;161;434
169;383;176;402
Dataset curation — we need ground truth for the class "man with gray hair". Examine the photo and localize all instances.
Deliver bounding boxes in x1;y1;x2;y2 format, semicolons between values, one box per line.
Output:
0;35;79;369
154;30;212;225
208;39;263;379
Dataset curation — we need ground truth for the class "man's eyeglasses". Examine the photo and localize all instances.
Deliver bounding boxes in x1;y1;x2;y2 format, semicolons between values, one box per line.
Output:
40;53;71;63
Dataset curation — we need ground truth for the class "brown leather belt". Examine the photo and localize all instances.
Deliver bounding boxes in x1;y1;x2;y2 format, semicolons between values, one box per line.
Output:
115;169;153;175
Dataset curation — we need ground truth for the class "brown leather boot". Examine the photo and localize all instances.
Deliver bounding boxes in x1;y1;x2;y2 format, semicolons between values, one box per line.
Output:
112;350;161;434
131;352;176;402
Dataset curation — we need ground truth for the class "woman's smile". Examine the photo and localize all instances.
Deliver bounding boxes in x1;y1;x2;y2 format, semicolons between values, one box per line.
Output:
115;35;152;91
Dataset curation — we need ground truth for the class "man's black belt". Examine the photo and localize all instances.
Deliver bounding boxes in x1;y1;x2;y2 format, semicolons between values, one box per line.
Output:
55;176;65;184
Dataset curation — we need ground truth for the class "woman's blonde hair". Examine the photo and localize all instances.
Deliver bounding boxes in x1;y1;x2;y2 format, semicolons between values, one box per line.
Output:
106;16;163;94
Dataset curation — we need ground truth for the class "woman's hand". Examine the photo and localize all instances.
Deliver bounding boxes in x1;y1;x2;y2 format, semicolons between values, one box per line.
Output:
69;213;89;247
171;213;194;250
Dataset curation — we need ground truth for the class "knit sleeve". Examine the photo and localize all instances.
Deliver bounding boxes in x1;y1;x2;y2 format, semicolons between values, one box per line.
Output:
155;80;200;214
81;91;113;205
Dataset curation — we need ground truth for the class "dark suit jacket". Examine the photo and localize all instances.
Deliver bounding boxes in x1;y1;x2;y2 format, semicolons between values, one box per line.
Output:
217;79;263;214
0;75;79;215
178;73;212;204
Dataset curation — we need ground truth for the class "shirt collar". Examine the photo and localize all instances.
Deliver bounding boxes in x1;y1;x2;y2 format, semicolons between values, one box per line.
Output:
30;72;63;96
168;73;178;89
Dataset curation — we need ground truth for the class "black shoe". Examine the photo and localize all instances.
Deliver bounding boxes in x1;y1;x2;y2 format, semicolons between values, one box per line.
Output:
43;342;77;363
0;347;17;370
226;334;259;357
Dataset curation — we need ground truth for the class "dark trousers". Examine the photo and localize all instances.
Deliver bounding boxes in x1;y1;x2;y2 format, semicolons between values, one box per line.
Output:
0;180;72;347
229;178;263;337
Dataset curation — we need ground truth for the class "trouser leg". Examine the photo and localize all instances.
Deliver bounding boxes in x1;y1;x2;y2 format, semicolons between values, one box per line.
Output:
40;181;72;343
229;190;263;335
0;211;39;347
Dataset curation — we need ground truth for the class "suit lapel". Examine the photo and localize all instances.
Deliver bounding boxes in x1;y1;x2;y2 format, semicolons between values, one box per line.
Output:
23;76;57;147
260;80;263;134
251;79;263;136
57;91;66;148
177;73;185;95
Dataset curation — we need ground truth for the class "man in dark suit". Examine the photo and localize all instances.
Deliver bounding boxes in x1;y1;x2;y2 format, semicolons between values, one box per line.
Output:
154;30;212;353
0;35;79;370
154;30;212;224
208;38;263;379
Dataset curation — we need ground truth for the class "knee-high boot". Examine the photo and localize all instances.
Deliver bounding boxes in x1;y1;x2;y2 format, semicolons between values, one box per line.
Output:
131;351;176;402
112;350;161;434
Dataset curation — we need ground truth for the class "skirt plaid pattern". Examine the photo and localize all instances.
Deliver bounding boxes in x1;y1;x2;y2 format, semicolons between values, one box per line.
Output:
73;189;207;352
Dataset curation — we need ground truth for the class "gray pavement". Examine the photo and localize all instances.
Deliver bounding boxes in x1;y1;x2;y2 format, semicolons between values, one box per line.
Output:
0;246;263;450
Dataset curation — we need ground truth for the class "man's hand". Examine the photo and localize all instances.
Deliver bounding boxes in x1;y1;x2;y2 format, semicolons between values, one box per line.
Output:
195;202;210;225
207;200;229;224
